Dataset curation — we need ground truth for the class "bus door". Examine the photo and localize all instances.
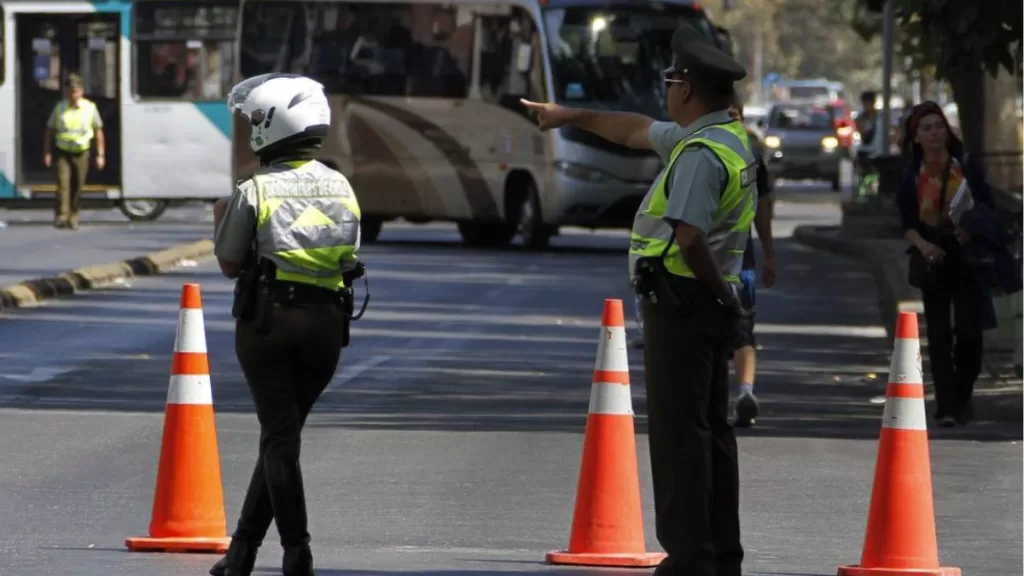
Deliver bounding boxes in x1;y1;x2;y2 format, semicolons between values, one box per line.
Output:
14;12;121;196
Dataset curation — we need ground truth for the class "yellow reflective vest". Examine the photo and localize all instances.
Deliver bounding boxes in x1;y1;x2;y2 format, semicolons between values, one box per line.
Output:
629;120;757;284
252;160;362;290
52;99;100;154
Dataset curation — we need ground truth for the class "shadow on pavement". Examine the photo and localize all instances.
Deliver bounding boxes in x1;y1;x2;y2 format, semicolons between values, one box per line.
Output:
36;547;833;576
370;238;626;256
1;237;1019;443
264;565;614;569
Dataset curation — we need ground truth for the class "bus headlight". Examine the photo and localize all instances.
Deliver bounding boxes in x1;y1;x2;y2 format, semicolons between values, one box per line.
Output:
764;136;781;149
554;160;612;183
821;136;839;151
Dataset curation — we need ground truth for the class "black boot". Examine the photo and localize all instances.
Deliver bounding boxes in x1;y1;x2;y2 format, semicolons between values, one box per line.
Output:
282;544;315;576
210;539;259;576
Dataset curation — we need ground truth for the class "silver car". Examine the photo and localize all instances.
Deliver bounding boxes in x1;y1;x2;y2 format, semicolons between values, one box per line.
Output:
759;101;844;191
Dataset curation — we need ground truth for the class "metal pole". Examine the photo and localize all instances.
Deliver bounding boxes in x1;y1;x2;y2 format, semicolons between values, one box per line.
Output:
880;0;895;154
754;2;764;106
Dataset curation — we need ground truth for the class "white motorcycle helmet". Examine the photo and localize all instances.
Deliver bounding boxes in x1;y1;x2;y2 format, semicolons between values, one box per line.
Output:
227;73;331;154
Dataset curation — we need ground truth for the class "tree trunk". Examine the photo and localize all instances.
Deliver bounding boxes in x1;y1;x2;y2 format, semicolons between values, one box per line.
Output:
983;70;1023;151
981;69;1023;193
947;65;984;153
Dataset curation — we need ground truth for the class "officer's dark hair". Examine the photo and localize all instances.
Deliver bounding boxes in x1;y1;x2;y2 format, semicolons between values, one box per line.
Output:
860;90;877;103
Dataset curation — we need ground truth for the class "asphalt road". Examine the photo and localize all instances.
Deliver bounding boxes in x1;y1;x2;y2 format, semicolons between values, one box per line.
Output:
0;185;1020;576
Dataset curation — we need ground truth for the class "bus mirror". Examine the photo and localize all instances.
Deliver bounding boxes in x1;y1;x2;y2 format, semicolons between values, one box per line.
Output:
515;44;532;73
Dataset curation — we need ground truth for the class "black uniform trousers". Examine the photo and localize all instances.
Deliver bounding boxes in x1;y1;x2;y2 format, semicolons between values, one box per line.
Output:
640;275;743;576
919;232;984;420
232;289;346;555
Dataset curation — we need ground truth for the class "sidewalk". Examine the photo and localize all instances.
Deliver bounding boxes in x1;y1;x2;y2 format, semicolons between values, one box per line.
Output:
0;223;211;288
794;224;1023;425
0;210;215;309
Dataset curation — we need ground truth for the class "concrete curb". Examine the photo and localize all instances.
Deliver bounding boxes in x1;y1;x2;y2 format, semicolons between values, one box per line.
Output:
0;239;215;311
793;225;1022;425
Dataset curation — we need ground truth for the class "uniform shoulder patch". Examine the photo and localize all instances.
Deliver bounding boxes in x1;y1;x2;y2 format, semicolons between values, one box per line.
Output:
235;178;259;204
236;178;257;193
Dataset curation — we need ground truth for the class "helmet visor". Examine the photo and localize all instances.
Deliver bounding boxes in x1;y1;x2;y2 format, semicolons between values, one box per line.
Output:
226;73;307;116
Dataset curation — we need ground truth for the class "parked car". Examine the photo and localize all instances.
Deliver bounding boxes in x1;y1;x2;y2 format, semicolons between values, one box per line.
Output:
759;101;844;191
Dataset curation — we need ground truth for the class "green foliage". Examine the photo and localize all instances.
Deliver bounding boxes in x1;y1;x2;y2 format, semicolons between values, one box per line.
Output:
702;0;882;99
855;0;1022;79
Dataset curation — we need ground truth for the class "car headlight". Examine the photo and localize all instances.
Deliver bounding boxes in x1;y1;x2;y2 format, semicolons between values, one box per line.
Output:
821;136;839;151
837;126;853;138
554;160;613;183
764;136;781;148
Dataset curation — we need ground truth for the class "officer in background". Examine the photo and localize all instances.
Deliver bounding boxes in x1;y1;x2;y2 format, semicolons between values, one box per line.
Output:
210;73;363;576
523;22;754;576
43;73;105;229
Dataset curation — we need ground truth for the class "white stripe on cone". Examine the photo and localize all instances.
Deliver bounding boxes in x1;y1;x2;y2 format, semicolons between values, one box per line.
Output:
167;374;214;406
589;383;634;416
882;397;928;431
174;309;208;354
882;333;927;431
594;326;628;372
888;338;923;384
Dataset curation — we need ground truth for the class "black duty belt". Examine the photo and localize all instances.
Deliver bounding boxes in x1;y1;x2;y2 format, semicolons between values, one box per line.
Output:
269;280;342;306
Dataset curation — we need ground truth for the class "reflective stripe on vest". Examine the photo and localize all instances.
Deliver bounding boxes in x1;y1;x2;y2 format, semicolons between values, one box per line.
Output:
54;100;97;153
253;160;362;290
628;121;756;284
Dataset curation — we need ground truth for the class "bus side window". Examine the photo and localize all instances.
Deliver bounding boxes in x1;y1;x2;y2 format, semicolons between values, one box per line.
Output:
238;2;301;78
133;1;239;100
405;5;474;99
477;6;544;118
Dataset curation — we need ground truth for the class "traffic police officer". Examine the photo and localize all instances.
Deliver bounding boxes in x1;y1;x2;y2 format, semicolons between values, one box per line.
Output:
210;73;363;576
43;73;106;229
522;22;753;576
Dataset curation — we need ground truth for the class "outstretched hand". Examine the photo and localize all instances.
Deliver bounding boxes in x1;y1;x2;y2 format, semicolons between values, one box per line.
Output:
520;99;573;131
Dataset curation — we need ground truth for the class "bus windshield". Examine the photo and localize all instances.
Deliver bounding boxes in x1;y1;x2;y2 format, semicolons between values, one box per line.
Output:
543;5;714;120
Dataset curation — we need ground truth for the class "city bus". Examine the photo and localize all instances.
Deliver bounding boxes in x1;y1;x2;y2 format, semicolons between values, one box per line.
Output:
0;0;238;221
233;0;732;248
0;0;729;235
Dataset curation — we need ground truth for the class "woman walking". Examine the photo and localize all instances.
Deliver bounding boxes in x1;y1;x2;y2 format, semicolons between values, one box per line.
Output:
896;101;995;428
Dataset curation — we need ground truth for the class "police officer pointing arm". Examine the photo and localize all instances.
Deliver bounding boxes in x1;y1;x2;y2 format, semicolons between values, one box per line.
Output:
522;23;754;576
209;73;363;576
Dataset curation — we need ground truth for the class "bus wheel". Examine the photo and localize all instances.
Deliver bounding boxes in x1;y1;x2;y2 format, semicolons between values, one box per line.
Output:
361;217;383;243
119;199;168;222
514;182;551;251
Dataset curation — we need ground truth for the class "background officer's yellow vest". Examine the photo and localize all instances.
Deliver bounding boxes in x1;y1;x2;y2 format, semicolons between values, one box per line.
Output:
253;160;362;290
54;100;98;154
629;121;756;284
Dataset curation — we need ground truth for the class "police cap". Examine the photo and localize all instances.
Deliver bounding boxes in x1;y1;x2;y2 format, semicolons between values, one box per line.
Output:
663;21;747;84
65;73;84;90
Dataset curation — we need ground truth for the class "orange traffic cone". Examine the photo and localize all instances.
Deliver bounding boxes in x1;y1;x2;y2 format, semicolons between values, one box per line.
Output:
546;298;666;568
838;312;961;576
126;283;231;554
